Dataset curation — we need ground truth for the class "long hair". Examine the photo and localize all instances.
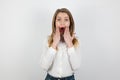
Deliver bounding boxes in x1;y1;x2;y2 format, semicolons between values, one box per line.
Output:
48;8;79;48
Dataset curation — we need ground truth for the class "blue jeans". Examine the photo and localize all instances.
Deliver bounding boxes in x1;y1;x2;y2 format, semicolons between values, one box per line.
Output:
45;73;75;80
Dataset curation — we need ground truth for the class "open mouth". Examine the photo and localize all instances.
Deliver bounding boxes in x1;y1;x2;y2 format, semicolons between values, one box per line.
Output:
59;28;65;33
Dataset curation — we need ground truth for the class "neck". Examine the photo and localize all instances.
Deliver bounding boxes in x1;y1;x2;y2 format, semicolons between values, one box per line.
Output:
60;35;64;42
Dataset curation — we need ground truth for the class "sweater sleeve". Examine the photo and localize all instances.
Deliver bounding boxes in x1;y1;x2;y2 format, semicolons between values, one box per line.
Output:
67;41;81;71
39;38;57;71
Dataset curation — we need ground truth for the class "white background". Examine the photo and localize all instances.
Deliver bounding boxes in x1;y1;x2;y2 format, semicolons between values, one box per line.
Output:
0;0;120;80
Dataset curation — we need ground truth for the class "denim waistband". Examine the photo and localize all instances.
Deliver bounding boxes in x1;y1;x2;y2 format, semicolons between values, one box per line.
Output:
45;73;75;80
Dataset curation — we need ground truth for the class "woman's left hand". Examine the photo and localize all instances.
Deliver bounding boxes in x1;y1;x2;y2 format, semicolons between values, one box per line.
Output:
63;27;75;48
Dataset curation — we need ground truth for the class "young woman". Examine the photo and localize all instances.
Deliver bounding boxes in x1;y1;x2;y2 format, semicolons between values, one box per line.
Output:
40;8;81;80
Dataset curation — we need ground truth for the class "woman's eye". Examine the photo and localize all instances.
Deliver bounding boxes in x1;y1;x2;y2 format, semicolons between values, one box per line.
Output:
57;19;61;21
65;19;69;21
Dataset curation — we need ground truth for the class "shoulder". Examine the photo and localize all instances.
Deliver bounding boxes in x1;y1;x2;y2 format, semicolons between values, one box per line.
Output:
74;36;81;48
43;35;50;47
75;36;80;42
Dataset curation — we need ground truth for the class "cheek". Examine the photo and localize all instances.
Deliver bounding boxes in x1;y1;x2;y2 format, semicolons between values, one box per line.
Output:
65;22;70;27
56;22;60;27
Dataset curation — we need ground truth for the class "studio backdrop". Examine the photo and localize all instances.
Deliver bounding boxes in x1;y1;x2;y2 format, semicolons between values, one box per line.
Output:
0;0;120;80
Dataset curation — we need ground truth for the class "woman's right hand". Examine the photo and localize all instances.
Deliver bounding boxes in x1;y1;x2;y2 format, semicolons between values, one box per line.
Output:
51;26;60;49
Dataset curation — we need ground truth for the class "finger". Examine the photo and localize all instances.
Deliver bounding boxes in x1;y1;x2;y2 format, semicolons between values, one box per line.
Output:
52;33;55;38
72;33;75;40
64;27;67;35
64;27;70;38
56;26;60;33
66;27;70;34
56;26;59;31
64;27;68;32
66;26;69;29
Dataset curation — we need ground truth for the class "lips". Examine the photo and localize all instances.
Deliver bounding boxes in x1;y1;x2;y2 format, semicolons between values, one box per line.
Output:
59;28;65;33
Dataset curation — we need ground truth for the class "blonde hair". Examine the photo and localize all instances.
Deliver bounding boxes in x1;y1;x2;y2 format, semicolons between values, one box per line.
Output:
48;8;79;48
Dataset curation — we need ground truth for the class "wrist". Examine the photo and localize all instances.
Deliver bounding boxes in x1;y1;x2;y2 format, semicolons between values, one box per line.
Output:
67;42;73;48
51;42;57;49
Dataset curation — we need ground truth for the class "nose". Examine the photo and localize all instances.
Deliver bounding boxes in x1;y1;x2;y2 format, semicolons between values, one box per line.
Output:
60;21;65;25
59;22;65;28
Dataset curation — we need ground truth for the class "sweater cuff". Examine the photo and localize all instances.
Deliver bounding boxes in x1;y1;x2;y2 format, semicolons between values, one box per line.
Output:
48;47;57;55
67;46;75;55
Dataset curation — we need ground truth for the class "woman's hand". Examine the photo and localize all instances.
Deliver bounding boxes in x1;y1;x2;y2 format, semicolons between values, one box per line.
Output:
64;27;75;48
51;27;60;49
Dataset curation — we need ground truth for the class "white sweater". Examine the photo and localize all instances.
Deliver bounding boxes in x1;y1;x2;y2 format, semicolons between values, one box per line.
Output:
40;38;81;78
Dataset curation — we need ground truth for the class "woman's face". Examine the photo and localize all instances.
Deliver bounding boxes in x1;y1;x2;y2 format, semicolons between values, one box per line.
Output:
55;12;70;34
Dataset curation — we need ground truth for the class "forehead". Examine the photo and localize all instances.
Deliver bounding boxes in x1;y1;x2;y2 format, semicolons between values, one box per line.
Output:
56;12;69;18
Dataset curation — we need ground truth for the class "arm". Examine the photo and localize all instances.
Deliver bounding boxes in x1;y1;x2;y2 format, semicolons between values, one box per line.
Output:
40;38;57;71
67;45;81;71
40;26;60;71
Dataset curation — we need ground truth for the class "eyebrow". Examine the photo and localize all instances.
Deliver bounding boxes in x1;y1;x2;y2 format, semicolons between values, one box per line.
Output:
56;16;69;18
64;17;69;18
